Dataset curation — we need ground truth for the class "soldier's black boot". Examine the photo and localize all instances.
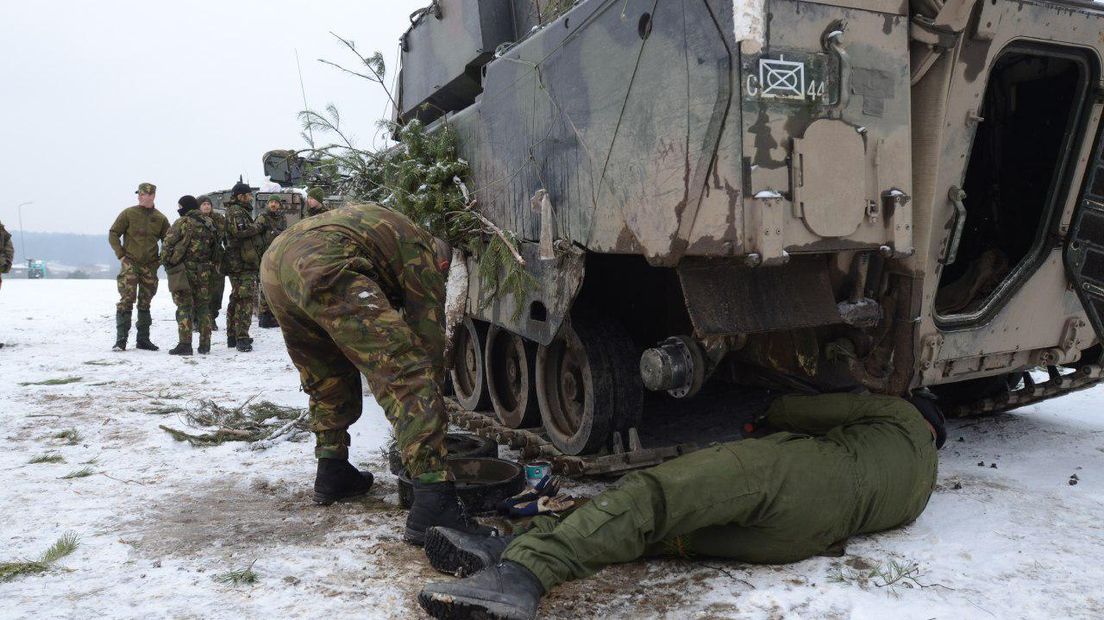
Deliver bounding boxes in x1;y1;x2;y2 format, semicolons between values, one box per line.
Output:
405;481;497;546
236;338;253;352
168;343;193;356
112;310;131;352
135;310;158;351
425;527;515;577
418;561;544;620
227;333;237;348
313;458;375;505
258;312;279;328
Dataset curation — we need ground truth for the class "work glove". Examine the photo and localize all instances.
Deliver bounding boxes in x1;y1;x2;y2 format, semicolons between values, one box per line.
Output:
497;475;574;517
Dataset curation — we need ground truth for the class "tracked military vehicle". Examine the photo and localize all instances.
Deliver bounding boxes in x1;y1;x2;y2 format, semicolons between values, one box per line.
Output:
396;0;1104;474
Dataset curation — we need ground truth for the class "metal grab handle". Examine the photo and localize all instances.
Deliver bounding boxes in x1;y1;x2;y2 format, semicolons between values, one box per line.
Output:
945;186;968;265
823;24;851;115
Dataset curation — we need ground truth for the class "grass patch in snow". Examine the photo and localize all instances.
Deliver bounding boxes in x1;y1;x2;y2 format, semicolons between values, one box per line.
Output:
82;360;120;366
28;453;65;464
53;428;82;445
0;532;79;582
20;376;83;386
214;560;258;586
828;558;952;595
60;467;94;480
160;398;308;447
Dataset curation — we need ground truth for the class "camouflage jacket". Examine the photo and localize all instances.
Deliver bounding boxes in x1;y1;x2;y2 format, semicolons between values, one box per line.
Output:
306;203;330;217
285;202;447;357
257;211;288;255
108;206;170;265
0;222;12;273
162;211;221;269
223;200;266;272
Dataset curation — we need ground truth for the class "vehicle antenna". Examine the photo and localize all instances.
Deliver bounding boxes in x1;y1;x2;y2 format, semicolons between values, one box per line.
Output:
296;48;316;148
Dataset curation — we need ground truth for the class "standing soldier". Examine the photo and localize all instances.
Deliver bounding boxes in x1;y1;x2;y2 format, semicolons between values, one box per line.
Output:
108;182;169;352
198;196;227;332
223;181;267;352
161;196;220;356
0;219;12;349
305;187;329;217
260;202;492;544
256;196;288;329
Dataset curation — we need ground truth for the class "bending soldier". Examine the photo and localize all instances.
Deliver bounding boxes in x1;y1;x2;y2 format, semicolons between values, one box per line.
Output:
108;182;169;352
162;196;220;356
418;393;946;620
222;182;266;352
198;196;227;332
255;196;288;329
260;201;492;545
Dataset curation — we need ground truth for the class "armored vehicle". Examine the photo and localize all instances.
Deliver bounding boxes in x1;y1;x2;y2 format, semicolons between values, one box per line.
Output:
396;0;1104;471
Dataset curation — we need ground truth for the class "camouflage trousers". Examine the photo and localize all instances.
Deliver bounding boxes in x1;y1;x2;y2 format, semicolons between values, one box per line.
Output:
226;271;257;341
116;260;159;312
210;272;226;320
170;264;213;347
259;229;449;482
257;285;273;316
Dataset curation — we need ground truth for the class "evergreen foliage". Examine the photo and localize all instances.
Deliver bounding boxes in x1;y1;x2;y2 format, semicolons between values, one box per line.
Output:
0;532;79;582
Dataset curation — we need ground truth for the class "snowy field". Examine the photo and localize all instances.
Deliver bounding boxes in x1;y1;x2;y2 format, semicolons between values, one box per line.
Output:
0;279;1102;619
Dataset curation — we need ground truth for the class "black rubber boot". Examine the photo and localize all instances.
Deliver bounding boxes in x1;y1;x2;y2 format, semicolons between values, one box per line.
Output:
135;310;158;351
313;458;374;505
168;343;193;356
227;333;237;348
197;343;210;355
236;338;253;352
425;527;515;577
257;312;279;328
113;310;131;352
418;561;544;620
405;480;497;546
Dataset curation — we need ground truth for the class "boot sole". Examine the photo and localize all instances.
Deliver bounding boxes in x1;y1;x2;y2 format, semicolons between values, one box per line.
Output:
417;590;530;620
312;485;373;506
404;526;429;547
425;527;493;577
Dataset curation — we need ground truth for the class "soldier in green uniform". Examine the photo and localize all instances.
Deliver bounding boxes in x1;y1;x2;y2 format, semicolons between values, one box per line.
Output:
255;196;288;329
418;393;946;620
260;201;492;544
161;196;221;356
222;181;267;352
305;187;330;217
108;182;170;352
198;196;227;332
0;219;12;349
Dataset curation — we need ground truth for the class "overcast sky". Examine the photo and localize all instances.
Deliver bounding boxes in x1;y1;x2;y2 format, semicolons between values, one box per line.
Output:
0;0;426;235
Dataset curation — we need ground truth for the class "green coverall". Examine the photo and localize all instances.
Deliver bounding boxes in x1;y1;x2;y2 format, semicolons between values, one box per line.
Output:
501;393;938;591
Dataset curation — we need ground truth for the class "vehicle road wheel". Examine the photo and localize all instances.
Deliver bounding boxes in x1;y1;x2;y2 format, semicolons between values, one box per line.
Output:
450;317;491;411
536;316;643;455
485;327;541;429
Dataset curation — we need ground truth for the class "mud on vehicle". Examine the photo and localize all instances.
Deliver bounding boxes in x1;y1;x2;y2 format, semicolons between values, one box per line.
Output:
395;0;1104;471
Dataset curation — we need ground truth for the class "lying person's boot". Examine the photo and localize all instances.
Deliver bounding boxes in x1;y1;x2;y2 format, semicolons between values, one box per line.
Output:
236;338;253;352
227;334;237;349
168;343;193;356
425;526;515;577
313;458;375;505
418;561;543;620
405;480;496;546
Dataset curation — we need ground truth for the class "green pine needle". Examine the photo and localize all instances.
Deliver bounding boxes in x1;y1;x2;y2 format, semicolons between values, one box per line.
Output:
60;467;94;480
53;428;82;445
28;453;65;464
0;532;79;582
19;376;83;386
215;560;258;586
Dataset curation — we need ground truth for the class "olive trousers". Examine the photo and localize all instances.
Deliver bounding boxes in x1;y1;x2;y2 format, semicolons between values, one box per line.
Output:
501;394;938;591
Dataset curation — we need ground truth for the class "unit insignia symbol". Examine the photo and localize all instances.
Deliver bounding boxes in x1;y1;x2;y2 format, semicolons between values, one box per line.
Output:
759;56;806;99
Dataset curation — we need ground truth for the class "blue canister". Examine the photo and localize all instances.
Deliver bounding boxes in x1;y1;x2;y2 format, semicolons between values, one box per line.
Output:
524;461;552;487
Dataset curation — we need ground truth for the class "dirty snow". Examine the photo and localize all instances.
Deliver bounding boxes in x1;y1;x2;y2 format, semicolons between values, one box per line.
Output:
1;280;1102;619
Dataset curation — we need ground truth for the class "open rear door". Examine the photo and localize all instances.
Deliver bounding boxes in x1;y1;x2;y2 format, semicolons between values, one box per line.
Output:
1066;135;1104;340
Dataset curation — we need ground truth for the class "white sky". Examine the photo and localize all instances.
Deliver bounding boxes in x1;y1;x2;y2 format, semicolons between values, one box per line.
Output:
0;0;427;234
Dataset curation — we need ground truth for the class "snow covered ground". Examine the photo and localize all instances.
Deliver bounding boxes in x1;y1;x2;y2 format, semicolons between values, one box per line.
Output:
0;279;1102;619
